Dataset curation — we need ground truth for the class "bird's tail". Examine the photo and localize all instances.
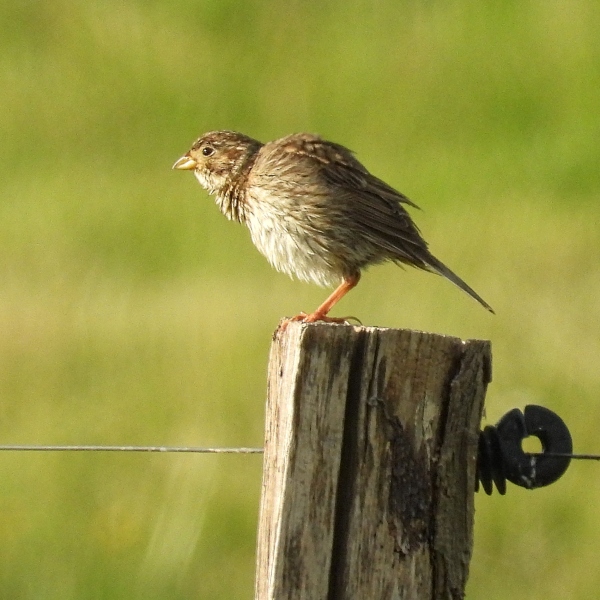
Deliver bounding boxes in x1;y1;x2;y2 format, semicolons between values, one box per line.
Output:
426;254;495;314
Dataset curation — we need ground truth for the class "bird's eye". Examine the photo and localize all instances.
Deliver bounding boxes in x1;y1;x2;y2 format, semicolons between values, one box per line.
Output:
202;146;215;157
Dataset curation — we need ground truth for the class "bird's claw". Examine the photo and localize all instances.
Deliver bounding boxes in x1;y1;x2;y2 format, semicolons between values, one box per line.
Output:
340;315;362;325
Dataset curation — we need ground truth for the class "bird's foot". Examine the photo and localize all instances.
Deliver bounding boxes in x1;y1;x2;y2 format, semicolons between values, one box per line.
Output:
287;312;360;325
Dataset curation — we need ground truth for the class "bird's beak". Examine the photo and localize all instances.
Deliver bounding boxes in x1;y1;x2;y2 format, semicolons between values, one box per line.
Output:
172;154;197;170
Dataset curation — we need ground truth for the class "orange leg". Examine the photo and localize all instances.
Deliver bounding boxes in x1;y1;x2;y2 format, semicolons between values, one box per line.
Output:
291;273;361;324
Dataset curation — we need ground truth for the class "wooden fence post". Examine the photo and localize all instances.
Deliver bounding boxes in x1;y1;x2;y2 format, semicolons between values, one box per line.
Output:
255;321;491;600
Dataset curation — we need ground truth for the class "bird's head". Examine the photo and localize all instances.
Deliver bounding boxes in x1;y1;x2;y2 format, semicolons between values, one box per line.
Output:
173;130;263;196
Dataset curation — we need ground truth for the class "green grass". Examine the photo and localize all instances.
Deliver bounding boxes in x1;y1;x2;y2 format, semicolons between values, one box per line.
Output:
1;1;599;598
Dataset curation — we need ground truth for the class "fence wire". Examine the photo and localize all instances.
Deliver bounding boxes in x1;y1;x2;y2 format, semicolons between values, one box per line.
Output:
0;445;263;453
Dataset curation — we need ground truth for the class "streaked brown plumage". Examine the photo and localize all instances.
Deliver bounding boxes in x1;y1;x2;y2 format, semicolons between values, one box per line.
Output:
173;130;493;321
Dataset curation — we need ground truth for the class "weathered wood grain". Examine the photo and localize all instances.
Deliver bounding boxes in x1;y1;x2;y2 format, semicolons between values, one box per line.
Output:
255;321;491;600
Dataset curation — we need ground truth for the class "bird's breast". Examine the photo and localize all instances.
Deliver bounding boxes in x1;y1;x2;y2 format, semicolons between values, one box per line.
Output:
243;187;342;287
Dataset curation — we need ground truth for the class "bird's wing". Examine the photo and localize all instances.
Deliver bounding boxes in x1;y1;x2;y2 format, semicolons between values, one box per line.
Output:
306;137;432;266
255;134;431;266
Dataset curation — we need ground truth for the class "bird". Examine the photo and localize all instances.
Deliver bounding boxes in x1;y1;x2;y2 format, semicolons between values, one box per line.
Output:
173;130;493;322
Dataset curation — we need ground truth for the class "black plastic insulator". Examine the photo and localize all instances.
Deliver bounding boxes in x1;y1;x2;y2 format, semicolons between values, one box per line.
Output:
476;405;573;495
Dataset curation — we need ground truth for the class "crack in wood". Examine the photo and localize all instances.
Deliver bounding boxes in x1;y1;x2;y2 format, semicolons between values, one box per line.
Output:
327;329;368;600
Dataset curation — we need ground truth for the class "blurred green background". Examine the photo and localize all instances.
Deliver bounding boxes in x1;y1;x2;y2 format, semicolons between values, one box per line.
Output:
1;0;599;598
